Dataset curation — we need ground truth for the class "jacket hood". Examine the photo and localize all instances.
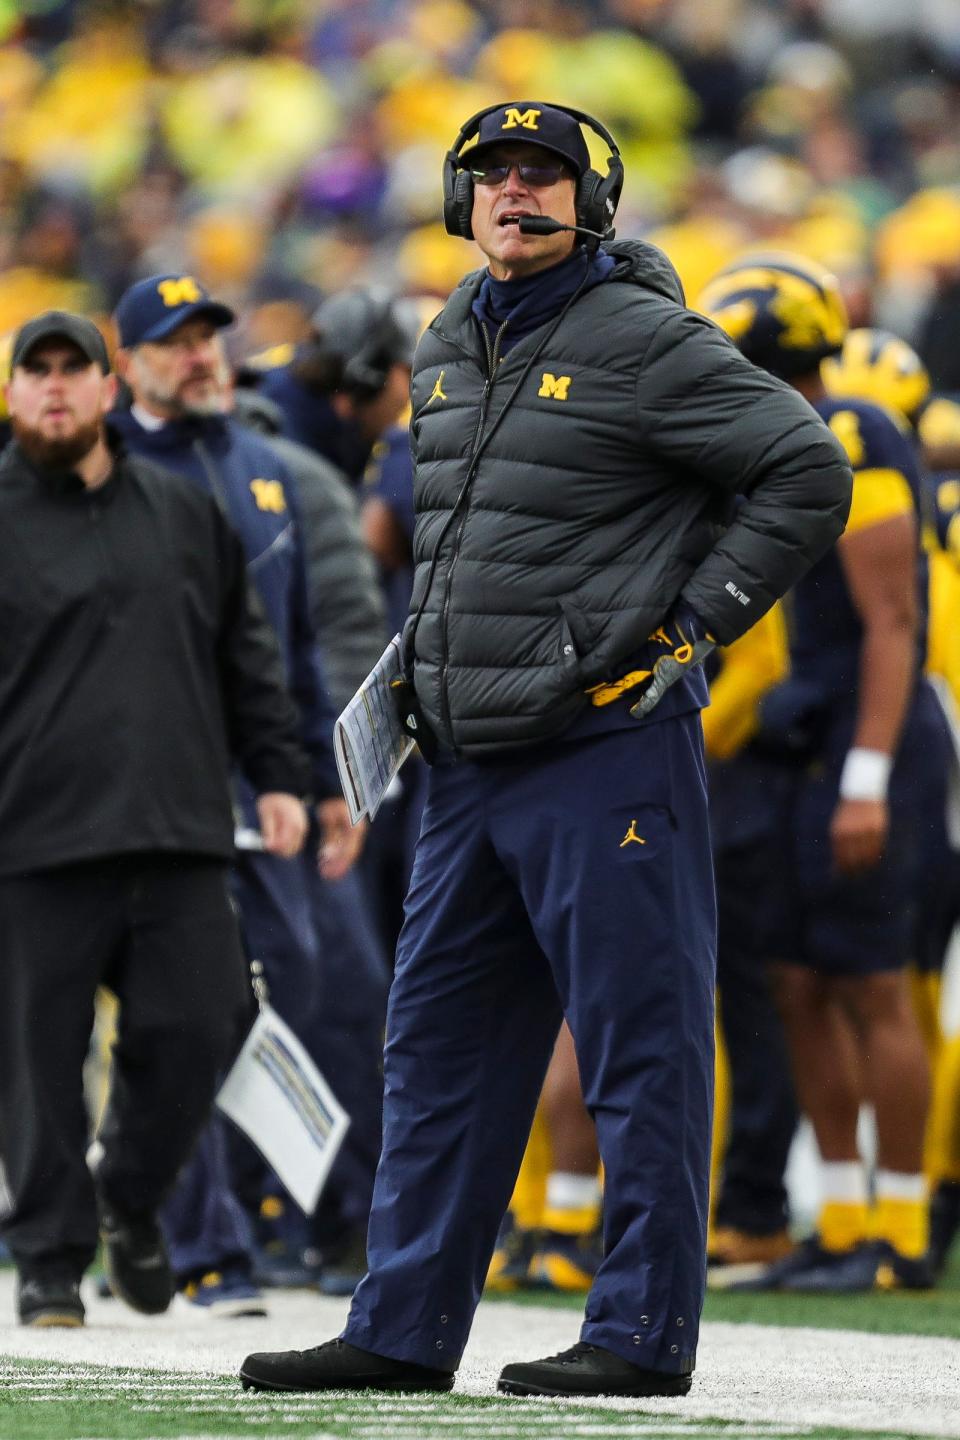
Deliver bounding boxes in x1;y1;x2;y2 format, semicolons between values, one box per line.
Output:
604;239;685;306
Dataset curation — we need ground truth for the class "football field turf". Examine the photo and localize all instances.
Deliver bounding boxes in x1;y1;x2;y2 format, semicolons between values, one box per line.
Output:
0;1269;957;1440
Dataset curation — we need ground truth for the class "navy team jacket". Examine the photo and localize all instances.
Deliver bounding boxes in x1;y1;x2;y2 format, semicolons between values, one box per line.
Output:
110;408;340;806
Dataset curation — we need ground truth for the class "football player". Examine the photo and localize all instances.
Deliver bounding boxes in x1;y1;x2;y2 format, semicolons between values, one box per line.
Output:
823;332;960;1276
700;257;951;1291
703;603;799;1279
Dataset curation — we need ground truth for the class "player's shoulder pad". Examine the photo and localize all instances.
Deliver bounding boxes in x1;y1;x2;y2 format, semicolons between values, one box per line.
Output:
919;395;960;449
243;342;296;373
818;394;912;473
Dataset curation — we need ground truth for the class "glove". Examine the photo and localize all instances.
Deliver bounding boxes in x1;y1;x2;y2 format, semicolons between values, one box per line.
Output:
630;623;715;720
391;673;438;764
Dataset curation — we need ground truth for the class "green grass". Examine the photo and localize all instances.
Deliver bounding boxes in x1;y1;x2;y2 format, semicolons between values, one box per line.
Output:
703;1282;960;1337
1;1255;958;1438
491;1249;960;1339
0;1360;937;1440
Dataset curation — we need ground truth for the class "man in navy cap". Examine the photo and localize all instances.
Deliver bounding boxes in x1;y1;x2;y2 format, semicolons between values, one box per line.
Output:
240;101;851;1396
111;274;363;1314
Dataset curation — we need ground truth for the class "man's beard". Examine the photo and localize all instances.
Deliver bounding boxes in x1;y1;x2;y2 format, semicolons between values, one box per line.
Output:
177;387;224;417
11;415;102;470
139;374;223;418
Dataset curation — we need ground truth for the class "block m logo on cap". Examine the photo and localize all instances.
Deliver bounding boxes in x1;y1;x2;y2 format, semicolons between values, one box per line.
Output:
158;276;203;307
502;107;541;131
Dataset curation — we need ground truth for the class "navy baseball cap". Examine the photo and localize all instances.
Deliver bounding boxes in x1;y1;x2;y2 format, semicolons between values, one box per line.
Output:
464;102;590;177
11;311;110;373
114;274;235;348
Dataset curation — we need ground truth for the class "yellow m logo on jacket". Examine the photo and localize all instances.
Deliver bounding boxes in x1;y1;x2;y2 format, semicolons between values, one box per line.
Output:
158;277;203;307
538;373;571;401
502;107;541;132
250;479;287;514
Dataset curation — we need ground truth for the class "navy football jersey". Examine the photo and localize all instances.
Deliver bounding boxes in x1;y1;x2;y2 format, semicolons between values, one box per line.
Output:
788;395;926;707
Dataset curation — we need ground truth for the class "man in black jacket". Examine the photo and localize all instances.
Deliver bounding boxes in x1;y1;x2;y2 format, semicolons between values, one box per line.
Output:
241;102;852;1399
0;311;312;1328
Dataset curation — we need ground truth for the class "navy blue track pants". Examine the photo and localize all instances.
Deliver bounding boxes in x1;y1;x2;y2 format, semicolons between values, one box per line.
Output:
344;715;716;1375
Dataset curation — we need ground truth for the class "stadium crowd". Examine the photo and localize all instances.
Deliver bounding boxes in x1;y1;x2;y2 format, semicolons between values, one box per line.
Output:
0;0;959;1363
0;0;959;354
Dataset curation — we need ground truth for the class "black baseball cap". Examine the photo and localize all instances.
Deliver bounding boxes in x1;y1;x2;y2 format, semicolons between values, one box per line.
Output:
11;311;110;373
464;102;591;177
114;274;235;348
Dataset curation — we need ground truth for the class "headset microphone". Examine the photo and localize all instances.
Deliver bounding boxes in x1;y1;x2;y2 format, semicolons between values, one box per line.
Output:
516;215;608;241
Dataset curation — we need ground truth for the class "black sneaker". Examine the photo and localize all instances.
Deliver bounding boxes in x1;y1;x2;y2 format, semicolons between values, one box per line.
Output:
18;1276;85;1328
179;1265;268;1318
485;1213;540;1293
728;1235;834;1292
780;1241;881;1293
928;1181;960;1278
98;1194;174;1315
497;1342;692;1398
526;1227;603;1293
874;1242;936;1291
239;1338;455;1393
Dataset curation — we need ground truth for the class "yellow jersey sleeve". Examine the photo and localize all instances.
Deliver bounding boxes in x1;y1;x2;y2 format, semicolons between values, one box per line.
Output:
844;467;915;536
702;603;789;761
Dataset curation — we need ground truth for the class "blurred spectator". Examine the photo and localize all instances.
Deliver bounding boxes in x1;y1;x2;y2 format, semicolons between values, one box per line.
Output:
111;270;357;1314
0;0;954;351
249;287;414;480
231;382;387;713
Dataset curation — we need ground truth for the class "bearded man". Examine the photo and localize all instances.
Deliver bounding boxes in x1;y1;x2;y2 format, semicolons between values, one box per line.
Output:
0;310;312;1328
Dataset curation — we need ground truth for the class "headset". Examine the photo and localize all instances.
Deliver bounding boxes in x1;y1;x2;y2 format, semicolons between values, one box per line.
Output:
442;102;624;246
308;288;412;398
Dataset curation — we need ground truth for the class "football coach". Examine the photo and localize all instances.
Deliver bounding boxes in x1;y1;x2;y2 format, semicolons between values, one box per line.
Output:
241;101;852;1398
0;310;312;1328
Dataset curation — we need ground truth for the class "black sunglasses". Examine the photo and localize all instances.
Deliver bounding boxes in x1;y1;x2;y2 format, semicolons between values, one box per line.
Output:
469;159;569;188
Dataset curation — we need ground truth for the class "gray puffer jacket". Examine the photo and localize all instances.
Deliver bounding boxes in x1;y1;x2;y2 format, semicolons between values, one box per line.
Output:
407;239;852;757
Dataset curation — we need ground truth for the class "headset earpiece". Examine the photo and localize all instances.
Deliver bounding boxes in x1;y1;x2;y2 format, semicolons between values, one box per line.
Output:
575;169;604;233
452;168;474;240
575;160;624;239
442;150;474;240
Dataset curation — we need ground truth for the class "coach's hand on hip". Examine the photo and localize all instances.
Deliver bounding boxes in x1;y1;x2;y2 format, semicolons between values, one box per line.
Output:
257;792;309;857
630;635;716;719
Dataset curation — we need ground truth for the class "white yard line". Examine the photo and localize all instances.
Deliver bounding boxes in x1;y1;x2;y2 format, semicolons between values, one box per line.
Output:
0;1275;957;1437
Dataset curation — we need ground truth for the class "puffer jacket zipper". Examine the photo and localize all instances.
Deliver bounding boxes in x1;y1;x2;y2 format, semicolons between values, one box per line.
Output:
405;265;593;751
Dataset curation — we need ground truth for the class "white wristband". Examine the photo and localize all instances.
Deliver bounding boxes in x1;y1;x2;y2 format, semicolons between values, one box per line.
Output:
839;747;892;802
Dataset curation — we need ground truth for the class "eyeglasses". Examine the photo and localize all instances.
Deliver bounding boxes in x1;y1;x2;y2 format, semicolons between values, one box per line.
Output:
469;160;568;188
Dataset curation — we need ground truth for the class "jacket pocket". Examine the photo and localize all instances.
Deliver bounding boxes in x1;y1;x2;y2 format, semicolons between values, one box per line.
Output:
557;598;595;678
